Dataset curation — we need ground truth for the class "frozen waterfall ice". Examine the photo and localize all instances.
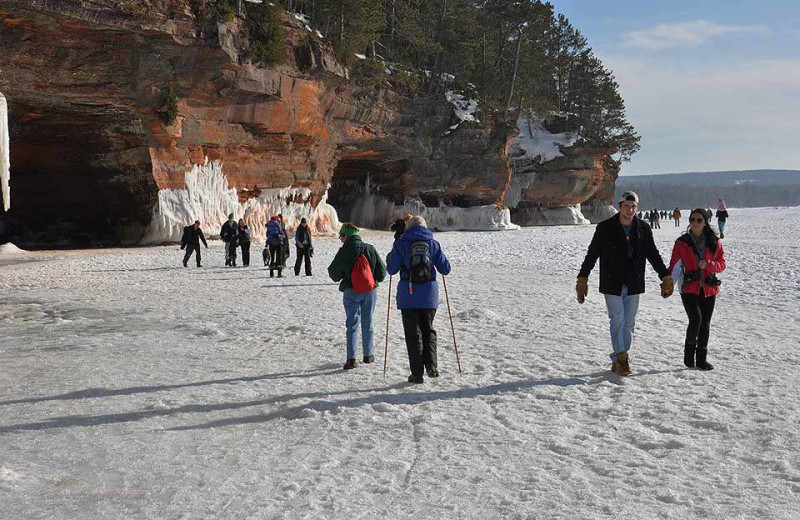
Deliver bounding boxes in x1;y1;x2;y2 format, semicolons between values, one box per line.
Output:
0;92;10;212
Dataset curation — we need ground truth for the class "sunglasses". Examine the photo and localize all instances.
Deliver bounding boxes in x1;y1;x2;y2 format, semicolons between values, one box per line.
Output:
689;218;705;223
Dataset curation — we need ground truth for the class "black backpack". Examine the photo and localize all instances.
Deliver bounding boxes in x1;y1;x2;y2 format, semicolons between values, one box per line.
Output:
408;240;433;283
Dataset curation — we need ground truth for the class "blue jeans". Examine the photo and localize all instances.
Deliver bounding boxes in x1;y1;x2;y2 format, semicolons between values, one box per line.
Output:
718;220;726;235
603;287;640;362
343;288;378;360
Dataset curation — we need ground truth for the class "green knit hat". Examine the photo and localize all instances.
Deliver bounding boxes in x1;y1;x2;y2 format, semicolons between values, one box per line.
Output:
228;213;234;219
338;223;359;236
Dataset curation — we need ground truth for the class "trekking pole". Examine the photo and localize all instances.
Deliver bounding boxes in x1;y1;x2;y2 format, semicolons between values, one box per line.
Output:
383;274;393;379
442;275;462;375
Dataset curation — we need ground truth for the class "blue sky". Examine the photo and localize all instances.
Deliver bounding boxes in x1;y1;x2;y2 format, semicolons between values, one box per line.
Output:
551;0;800;175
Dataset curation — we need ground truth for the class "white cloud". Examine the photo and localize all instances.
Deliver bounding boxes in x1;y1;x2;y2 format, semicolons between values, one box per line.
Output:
602;56;800;174
622;20;768;50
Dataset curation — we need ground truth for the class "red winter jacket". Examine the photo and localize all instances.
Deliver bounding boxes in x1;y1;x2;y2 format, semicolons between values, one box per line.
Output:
669;234;726;297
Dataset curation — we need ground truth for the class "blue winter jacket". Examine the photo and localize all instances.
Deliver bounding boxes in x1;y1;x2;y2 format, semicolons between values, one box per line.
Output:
386;226;451;309
266;220;282;245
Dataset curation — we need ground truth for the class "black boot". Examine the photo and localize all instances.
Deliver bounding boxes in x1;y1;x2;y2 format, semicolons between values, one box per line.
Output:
696;348;714;371
684;345;696;368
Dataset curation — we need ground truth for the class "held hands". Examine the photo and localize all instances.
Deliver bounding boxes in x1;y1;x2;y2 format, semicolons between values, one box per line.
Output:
660;275;674;298
576;277;589;304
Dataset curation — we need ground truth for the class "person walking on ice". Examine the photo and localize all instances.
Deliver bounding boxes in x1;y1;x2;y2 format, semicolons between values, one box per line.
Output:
386;216;452;384
328;223;387;370
220;213;239;267
180;220;208;267
715;199;729;239
576;191;674;376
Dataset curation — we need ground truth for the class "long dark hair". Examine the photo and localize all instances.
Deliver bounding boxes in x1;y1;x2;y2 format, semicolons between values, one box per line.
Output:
690;208;719;252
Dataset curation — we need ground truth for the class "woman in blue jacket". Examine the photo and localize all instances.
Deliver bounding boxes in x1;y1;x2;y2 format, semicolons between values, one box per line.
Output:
386;216;452;384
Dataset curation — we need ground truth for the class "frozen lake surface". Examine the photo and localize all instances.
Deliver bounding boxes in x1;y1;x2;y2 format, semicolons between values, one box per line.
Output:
1;207;799;519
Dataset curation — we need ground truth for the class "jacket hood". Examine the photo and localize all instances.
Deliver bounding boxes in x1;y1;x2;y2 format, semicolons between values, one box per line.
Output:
401;226;434;241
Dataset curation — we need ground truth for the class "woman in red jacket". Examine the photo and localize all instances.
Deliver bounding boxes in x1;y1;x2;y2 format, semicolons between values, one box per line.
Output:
669;208;726;370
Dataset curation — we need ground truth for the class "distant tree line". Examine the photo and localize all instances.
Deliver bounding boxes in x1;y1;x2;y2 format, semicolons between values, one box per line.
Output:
615;181;800;210
243;0;639;160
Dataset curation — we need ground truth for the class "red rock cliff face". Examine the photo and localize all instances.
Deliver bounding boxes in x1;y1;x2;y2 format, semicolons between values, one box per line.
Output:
0;0;614;244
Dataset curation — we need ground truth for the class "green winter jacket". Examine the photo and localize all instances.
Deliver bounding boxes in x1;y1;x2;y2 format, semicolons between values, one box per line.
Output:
327;235;387;291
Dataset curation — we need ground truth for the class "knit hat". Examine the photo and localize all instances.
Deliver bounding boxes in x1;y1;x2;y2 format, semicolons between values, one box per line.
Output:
619;191;639;204
404;213;413;220
300;217;307;224
228;213;234;219
717;198;727;210
338;223;360;236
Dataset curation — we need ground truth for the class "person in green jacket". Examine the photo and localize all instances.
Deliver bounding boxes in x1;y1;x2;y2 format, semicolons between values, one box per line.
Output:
328;223;387;370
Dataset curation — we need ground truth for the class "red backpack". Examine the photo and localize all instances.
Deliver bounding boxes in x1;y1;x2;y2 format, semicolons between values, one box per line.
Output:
351;253;376;293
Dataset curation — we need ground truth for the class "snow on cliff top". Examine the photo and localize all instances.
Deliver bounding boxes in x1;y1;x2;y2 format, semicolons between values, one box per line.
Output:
511;115;578;163
445;91;479;123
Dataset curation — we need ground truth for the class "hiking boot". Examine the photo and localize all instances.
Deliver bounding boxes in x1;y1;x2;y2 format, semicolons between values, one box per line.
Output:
363;355;375;364
616;352;632;376
684;345;696;368
343;359;357;370
183;261;188;267
610;361;620;374
407;374;424;384
696;349;714;371
426;366;439;378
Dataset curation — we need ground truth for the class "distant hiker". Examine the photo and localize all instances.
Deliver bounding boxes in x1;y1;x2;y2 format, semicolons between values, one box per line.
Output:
669;209;726;371
672;207;681;227
220;213;239;267
278;213;290;268
266;216;284;277
294;217;313;276
327;223;387;370
180;220;208;267
651;209;661;229
716;199;729;239
576;191;674;376
390;213;414;241
238;219;251;267
386;216;452;384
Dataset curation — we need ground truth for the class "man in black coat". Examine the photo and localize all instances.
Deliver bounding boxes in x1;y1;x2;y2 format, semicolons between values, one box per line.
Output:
294;217;313;276
576;191;674;376
220;213;239;267
390;213;414;241
181;220;208;267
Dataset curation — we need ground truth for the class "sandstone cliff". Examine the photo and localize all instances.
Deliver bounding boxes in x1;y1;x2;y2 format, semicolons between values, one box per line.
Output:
0;1;617;246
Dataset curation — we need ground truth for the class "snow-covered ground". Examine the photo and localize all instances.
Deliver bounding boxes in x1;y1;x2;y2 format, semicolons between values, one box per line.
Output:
1;207;799;519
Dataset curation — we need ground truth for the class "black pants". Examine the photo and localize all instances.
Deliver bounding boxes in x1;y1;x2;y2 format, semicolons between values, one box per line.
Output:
294;245;312;275
225;240;237;265
240;242;250;266
183;244;201;266
401;309;438;377
269;243;282;275
681;292;716;350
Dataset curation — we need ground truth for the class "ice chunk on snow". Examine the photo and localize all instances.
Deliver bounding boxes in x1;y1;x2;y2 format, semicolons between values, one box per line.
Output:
1;92;10;212
445;91;479;123
510;115;577;163
0;242;26;256
141;158;339;244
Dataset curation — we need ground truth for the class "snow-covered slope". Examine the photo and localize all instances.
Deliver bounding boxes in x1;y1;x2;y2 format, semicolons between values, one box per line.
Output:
0;207;798;519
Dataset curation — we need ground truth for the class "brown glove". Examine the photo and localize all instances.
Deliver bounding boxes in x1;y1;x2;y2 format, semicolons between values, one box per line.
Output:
576;277;589;304
661;275;674;298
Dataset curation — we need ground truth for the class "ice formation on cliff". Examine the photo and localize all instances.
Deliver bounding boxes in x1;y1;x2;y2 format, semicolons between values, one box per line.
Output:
342;177;518;232
1;93;10;212
141;158;339;244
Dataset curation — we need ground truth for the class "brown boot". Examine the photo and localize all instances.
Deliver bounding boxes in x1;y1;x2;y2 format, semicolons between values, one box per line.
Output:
343;358;356;370
617;352;632;376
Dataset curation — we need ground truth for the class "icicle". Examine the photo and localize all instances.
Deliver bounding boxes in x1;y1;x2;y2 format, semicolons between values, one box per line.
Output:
0;92;10;212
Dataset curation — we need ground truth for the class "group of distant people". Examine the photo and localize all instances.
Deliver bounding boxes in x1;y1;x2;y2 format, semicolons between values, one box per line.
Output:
577;191;727;375
180;213;314;277
638;200;730;238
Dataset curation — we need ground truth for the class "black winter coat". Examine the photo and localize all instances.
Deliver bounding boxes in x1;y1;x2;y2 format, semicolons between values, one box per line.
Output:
390;219;406;241
181;226;208;248
220;220;239;243
578;214;669;296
